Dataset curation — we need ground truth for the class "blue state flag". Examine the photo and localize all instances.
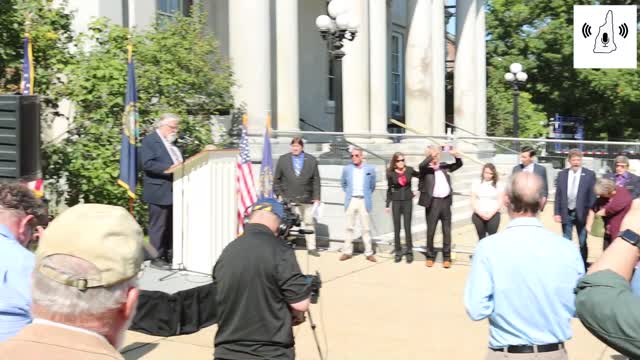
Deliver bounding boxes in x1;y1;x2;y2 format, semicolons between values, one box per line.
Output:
117;44;139;199
259;116;274;199
21;34;33;95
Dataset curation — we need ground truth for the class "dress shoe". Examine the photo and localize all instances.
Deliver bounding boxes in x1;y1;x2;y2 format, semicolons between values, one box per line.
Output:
308;249;320;257
443;260;452;269
405;253;414;264
150;258;171;270
366;255;377;262
425;259;434;267
394;254;402;263
339;254;352;261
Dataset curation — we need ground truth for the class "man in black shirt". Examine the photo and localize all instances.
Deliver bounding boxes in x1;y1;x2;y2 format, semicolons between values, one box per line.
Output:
213;198;311;360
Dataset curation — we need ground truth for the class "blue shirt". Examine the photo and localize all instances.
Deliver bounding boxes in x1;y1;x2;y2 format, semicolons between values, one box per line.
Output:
464;217;585;348
0;224;34;341
292;153;304;176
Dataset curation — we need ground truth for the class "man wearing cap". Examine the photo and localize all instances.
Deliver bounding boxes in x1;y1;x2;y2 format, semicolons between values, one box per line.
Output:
213;198;311;360
0;204;144;359
0;182;46;342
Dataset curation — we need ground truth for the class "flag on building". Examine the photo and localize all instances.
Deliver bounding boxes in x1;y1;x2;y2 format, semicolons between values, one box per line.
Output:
20;33;33;95
237;114;257;233
117;43;139;199
258;113;274;199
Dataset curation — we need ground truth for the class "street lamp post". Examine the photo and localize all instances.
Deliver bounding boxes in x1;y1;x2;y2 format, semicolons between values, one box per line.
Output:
504;63;528;150
316;0;358;154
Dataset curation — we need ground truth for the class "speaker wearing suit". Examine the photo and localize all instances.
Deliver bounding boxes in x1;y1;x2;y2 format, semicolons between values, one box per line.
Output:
273;137;321;256
141;114;182;268
604;155;640;199
512;146;548;208
418;147;463;268
554;150;596;267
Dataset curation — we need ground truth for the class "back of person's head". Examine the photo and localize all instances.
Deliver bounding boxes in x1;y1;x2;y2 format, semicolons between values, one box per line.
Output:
248;198;284;234
32;203;144;349
505;172;543;215
594;178;616;197
0;182;46;245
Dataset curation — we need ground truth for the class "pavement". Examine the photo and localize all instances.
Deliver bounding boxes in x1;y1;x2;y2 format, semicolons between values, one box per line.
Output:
120;207;624;360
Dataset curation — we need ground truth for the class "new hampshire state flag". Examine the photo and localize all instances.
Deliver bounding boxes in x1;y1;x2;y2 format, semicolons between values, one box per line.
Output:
117;44;138;198
259;114;274;198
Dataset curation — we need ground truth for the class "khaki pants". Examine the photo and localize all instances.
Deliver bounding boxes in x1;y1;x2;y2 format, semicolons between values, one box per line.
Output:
486;349;568;360
292;203;316;250
343;198;373;256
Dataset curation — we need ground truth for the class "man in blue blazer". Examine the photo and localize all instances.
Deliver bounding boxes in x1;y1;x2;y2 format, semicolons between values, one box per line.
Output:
512;146;549;209
554;149;596;268
140;114;183;269
339;148;377;262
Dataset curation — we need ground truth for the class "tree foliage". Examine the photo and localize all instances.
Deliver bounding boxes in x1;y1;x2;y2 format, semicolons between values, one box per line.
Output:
44;8;234;223
486;0;640;140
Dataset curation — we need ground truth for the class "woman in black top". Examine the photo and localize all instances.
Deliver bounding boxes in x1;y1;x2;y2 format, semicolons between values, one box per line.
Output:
385;152;419;263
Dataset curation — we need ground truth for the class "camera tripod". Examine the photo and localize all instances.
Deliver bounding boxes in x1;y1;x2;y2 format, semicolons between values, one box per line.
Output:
306;309;324;360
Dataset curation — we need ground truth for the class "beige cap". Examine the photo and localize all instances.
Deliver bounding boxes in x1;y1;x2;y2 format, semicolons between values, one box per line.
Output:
36;203;144;290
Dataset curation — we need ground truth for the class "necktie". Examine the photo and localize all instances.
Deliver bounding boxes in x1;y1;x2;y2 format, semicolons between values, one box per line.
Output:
294;157;302;176
568;171;578;210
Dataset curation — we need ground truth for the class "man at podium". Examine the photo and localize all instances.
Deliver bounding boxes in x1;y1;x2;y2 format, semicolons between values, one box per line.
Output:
141;113;183;269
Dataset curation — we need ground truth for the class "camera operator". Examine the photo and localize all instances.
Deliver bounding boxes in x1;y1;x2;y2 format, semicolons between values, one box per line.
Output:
575;201;640;358
213;198;311;360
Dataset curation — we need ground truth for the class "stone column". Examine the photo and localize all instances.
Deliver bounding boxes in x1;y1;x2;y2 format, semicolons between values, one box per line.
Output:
276;0;300;132
405;0;432;134
342;0;370;134
369;0;388;136
229;0;271;132
431;0;446;135
474;0;487;135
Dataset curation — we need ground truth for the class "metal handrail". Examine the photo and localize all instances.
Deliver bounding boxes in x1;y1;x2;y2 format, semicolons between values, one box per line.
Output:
444;121;519;155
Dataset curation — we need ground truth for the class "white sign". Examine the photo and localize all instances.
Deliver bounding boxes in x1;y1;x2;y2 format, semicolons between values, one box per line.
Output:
574;5;637;69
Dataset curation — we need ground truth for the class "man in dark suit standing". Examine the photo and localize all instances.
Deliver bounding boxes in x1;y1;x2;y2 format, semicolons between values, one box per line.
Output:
141;113;183;269
605;155;640;199
554;149;596;268
512;146;549;209
418;146;463;269
274;137;321;256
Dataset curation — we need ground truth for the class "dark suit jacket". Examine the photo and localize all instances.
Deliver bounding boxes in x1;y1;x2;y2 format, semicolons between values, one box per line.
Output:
418;157;463;208
386;167;418;207
554;167;596;224
604;171;640;199
512;163;549;198
273;152;321;204
141;131;176;206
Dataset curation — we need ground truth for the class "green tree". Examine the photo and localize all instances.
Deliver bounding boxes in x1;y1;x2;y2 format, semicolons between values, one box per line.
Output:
45;8;234;223
486;0;640;140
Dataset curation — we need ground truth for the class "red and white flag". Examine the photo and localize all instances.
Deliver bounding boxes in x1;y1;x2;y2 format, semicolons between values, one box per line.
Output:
27;179;44;199
236;115;257;234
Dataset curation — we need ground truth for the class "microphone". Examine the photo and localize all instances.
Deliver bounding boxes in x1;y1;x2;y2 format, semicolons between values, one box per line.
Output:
602;32;609;47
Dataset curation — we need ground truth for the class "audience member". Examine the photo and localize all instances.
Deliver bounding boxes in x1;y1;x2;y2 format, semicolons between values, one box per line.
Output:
604;155;640;198
587;178;633;250
471;163;503;240
512;146;549;209
385;152;419;263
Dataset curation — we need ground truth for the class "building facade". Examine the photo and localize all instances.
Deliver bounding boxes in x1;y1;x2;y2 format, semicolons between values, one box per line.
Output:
64;0;486;137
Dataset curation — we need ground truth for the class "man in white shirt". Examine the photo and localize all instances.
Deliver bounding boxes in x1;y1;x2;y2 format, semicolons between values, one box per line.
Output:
0;204;144;359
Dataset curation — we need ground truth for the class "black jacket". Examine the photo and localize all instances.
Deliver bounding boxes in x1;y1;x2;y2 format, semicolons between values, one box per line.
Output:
385;166;418;207
512;163;549;198
418;157;463;208
554;167;596;224
140;131;176;206
273;152;321;204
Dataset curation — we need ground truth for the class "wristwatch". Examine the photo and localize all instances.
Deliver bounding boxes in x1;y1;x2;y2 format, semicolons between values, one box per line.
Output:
618;229;640;248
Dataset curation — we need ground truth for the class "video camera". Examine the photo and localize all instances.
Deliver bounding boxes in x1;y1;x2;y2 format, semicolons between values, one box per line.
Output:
278;200;315;238
305;271;322;304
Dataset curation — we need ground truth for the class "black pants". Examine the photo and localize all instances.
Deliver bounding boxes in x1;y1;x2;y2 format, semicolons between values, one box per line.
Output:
471;212;501;240
425;197;452;261
149;203;173;260
392;200;413;254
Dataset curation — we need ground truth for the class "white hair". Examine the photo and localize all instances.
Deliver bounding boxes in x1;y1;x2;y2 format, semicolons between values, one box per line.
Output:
32;254;137;319
154;113;180;129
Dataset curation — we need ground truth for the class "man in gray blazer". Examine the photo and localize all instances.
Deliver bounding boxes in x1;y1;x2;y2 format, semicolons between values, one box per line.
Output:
274;137;322;256
512;146;549;209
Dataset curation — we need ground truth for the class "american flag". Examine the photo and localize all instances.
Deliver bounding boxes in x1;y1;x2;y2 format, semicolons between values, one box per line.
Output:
236;115;257;233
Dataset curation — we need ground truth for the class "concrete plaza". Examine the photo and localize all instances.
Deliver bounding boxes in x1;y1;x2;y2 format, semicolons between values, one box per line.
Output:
121;207;623;360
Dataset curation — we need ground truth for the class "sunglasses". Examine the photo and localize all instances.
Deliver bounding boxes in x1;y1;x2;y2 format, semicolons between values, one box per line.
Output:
351;154;361;158
395;159;405;163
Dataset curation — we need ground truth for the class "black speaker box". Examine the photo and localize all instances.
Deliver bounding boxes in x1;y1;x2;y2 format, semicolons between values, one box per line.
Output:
0;95;41;180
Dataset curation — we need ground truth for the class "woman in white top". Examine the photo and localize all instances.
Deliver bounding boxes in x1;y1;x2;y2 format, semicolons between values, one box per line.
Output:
470;163;503;240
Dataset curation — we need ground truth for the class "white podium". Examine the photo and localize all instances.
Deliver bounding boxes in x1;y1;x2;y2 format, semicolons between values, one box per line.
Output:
168;148;239;274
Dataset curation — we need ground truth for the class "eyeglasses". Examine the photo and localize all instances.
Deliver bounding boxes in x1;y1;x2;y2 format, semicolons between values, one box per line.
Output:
616;164;628;168
351;154;361;158
395;159;405;163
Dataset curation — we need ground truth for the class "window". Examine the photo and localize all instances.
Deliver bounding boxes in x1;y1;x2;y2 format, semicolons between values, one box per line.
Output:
157;0;190;24
390;32;404;117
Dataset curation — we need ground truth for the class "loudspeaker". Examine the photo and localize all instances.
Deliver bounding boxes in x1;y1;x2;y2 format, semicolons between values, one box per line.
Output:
0;95;41;180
